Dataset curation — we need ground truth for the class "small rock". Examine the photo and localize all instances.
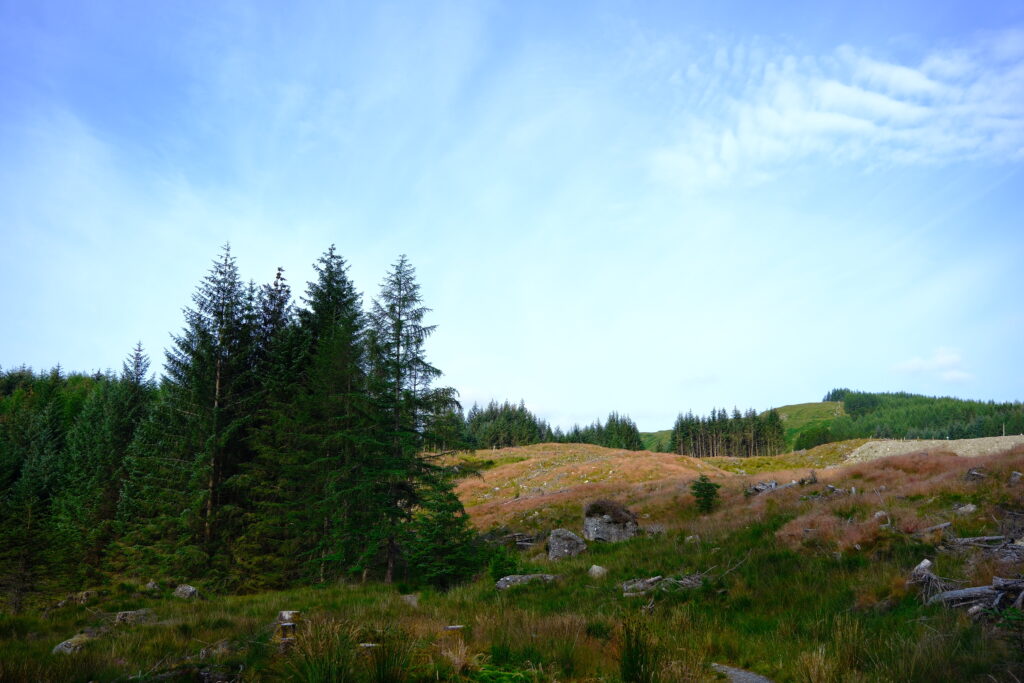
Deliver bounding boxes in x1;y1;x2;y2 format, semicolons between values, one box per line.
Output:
52;633;94;655
965;468;988;482
444;624;465;631
643;523;666;536
115;609;156;625
967;605;985;619
1010;471;1022;485
685;534;701;544
955;504;978;516
173;584;199;599
547;528;587;560
75;590;96;605
144;581;160;592
588;565;608;579
495;574;559;590
873;511;889;520
400;594;419;608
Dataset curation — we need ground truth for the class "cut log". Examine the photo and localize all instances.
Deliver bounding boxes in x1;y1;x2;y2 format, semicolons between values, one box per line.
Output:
991;577;1024;591
926;586;998;606
913;522;951;536
947;536;1007;546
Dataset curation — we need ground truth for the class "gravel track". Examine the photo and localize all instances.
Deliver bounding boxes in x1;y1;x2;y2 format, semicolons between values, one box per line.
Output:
844;435;1024;464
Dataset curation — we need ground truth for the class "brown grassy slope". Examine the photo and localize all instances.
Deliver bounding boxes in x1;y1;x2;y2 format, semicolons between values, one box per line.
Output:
450;443;727;531
453;439;1024;535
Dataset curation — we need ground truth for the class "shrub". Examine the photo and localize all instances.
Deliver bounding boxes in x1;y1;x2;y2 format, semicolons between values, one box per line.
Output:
690;475;721;514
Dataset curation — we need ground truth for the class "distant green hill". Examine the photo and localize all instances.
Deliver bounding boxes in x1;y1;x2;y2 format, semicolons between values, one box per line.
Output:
639;429;672;452
768;401;845;449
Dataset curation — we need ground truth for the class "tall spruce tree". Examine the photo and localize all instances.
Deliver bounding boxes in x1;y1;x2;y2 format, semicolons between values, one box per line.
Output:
365;255;459;583
119;245;258;579
236;247;368;586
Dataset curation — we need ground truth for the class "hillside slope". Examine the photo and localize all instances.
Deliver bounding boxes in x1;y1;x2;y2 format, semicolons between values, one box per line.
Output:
451;443;725;531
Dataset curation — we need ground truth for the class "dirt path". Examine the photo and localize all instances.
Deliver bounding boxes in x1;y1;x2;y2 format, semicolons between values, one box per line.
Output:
844;435;1024;464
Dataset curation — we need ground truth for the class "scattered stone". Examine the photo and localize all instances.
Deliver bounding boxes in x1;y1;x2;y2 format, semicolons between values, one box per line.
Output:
400;594;419;608
173;584;199;599
643;523;666;536
745;480;778;496
583;500;639;542
1010;471;1022;485
144;581;161;592
547;528;587;560
964;467;988;482
115;609;156;625
495;574;560;590
588;565;608;579
873;511;888;520
52;633;95;655
685;534;701;544
954;503;978;516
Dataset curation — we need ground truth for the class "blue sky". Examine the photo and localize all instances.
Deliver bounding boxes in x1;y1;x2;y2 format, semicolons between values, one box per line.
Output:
2;1;1022;431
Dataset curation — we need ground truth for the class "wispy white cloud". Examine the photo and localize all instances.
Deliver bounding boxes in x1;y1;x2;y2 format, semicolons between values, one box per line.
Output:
651;29;1024;190
895;347;974;382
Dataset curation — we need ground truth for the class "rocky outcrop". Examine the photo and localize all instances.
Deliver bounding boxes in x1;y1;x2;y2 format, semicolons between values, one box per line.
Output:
495;574;559;590
547;529;587;560
583;499;638;542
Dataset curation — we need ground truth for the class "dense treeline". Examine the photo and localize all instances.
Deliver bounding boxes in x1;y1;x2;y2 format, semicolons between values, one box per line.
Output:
804;388;1024;447
464;400;554;449
559;412;644;450
0;245;481;610
669;408;785;458
463;400;645;451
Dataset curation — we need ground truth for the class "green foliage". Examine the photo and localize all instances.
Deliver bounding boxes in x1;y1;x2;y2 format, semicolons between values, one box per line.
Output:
690;475;721;514
404;485;483;590
465;400;552;449
821;389;1024;442
486;547;518;583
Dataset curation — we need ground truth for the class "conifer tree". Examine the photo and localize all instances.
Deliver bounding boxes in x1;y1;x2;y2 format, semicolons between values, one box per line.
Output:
119;245;259;578
365;255;458;583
